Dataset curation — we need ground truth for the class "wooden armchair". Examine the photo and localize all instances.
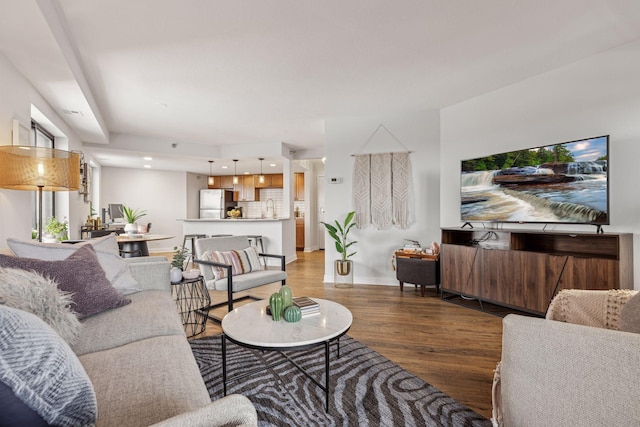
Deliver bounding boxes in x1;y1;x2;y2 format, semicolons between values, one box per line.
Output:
193;235;287;322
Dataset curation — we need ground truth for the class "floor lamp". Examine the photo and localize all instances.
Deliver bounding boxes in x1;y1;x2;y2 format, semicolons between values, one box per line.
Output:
0;146;80;242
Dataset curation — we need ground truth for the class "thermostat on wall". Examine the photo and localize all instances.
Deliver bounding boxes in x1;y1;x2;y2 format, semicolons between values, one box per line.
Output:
329;177;343;184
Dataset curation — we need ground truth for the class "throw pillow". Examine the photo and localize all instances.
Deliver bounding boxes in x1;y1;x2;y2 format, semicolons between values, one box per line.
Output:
7;234;141;295
200;248;264;280
0;267;82;345
0;305;97;426
236;246;264;273
620;291;640;334
0;245;131;319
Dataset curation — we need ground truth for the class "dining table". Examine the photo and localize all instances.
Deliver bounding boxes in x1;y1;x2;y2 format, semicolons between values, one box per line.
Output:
116;233;174;257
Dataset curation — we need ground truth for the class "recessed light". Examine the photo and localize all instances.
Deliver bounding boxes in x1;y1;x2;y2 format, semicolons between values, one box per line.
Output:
144;165;151;168
269;163;276;167
143;156;152;161
244;171;250;175
155;102;168;108
222;166;228;169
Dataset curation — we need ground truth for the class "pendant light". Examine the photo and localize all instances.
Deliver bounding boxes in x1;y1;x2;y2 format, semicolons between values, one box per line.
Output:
232;159;239;185
258;158;265;184
207;160;214;187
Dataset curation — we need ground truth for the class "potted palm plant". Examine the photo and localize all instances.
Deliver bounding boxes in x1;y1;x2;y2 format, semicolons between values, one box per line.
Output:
322;211;357;288
120;205;147;234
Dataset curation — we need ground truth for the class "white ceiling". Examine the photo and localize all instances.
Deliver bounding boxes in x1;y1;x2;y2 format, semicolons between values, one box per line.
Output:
2;0;640;175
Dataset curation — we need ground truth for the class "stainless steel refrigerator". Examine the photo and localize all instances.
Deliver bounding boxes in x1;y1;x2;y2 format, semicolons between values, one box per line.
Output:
199;189;234;219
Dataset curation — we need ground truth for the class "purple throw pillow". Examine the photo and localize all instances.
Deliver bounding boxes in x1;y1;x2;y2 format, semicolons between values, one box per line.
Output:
0;245;130;319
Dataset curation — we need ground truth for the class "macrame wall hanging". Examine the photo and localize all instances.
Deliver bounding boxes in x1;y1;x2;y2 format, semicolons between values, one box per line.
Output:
352;124;412;230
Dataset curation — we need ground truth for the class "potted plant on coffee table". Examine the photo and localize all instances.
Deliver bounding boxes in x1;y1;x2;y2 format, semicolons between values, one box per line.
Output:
322;211;357;288
120;205;147;234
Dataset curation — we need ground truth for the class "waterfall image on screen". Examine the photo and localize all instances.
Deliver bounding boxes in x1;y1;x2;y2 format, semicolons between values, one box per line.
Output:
460;135;609;225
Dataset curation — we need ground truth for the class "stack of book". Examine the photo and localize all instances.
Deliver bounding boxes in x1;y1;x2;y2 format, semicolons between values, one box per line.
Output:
292;296;320;316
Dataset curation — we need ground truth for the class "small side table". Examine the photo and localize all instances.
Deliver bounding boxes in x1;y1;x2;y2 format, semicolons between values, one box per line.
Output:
395;251;440;297
171;276;211;338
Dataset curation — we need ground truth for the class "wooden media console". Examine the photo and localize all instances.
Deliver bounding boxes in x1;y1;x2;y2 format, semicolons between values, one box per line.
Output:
440;227;633;315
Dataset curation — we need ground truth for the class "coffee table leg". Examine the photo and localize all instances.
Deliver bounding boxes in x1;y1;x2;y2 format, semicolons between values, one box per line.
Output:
222;334;227;396
325;340;330;412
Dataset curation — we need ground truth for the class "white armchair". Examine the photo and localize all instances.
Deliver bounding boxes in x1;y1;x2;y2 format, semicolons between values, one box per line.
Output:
193;235;287;321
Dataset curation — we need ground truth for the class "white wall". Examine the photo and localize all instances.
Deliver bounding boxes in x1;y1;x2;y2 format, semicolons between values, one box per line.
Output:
0;53;92;246
441;39;640;287
324;110;441;285
101;167;186;252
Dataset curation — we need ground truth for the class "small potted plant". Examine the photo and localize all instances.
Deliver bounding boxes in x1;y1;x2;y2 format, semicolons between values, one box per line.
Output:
44;217;69;242
322;211;357;288
120;205;147;234
170;246;187;282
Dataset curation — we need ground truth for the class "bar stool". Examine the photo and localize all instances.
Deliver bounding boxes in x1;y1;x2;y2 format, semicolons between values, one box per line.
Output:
182;234;207;258
247;235;265;266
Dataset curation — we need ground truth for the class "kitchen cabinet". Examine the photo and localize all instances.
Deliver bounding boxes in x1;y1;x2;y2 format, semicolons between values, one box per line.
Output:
296;218;304;250
209;175;234;189
254;174;284;189
269;174;283;188
294;173;305;201
233;175;258;201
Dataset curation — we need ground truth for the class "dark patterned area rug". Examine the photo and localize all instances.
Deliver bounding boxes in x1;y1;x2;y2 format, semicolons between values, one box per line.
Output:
190;335;491;427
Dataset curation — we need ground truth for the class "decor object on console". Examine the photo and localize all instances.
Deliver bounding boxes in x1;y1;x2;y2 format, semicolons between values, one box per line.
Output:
322;211;357;288
120;204;147;234
0;145;80;242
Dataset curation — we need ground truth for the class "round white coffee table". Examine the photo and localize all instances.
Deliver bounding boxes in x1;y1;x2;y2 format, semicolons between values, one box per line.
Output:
221;298;352;411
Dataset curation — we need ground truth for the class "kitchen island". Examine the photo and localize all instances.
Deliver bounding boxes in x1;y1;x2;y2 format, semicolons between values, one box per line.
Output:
181;218;297;266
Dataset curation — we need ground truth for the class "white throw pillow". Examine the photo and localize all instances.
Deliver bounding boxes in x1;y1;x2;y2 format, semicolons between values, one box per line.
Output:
0;267;82;345
7;234;141;295
0;305;97;426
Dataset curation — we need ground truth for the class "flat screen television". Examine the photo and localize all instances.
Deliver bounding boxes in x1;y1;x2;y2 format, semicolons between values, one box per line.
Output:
460;135;609;226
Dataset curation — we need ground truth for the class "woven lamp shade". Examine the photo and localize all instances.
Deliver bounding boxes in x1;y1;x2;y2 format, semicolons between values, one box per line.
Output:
0;146;80;191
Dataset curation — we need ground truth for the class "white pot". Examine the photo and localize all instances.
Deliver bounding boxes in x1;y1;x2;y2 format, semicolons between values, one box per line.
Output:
170;267;183;283
124;223;138;234
42;234;59;244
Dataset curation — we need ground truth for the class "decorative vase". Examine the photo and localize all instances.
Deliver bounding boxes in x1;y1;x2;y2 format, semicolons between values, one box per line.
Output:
124;223;137;234
279;285;293;308
269;292;284;321
283;305;302;323
170;267;183;283
334;260;353;288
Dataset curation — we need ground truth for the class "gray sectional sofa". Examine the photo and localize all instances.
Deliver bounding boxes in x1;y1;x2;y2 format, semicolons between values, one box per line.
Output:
0;244;257;427
79;256;257;426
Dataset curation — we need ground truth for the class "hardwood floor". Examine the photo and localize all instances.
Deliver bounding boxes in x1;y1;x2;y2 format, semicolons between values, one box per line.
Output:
160;250;504;419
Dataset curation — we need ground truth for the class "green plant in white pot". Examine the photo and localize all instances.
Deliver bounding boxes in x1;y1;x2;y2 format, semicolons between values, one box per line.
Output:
322;211;357;287
120;205;147;234
44;217;69;242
